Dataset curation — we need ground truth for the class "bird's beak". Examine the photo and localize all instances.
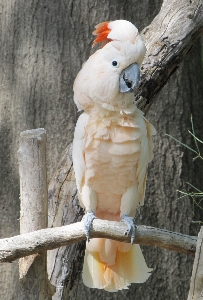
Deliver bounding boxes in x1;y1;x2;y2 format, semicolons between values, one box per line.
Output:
119;63;140;93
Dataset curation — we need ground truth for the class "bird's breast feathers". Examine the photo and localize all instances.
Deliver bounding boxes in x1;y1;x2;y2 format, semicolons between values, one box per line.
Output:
74;108;154;212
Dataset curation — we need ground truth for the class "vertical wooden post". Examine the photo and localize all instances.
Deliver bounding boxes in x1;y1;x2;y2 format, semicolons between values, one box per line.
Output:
18;128;55;300
188;227;203;300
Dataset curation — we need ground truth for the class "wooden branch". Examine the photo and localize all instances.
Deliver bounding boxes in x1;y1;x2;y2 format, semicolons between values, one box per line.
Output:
0;220;197;263
188;227;203;300
18;129;55;299
18;128;48;278
137;0;203;113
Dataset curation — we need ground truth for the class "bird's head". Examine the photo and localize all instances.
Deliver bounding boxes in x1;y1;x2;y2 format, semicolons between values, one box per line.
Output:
74;20;146;111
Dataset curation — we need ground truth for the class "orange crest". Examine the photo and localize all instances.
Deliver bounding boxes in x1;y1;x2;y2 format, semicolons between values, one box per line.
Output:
92;21;112;48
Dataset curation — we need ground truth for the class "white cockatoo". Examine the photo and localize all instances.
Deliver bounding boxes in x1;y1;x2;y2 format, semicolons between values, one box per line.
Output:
72;20;156;292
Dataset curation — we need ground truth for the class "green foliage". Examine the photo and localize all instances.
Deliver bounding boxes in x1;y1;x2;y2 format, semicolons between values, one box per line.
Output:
166;116;203;223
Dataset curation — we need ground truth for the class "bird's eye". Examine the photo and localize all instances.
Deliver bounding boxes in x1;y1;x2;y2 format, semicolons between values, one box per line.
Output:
112;61;118;66
111;59;119;68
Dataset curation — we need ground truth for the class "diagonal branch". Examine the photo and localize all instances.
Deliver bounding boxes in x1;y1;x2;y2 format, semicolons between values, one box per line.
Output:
136;0;203;113
0;220;197;263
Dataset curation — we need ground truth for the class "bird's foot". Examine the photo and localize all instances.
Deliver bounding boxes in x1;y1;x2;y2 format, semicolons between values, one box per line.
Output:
121;214;136;244
82;211;97;242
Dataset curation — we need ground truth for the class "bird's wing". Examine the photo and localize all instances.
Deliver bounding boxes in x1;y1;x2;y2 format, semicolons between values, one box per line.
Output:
137;117;156;206
72;112;89;195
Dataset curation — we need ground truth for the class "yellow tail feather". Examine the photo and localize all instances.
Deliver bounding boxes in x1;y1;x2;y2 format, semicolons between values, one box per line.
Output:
82;240;152;292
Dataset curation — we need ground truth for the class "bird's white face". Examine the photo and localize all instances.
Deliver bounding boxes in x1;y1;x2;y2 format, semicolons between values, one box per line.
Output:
74;40;143;111
73;20;146;111
87;50;123;104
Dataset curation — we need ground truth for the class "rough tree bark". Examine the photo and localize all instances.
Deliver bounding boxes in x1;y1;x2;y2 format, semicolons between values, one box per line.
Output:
18;129;48;279
0;1;79;298
18;129;54;299
0;0;202;299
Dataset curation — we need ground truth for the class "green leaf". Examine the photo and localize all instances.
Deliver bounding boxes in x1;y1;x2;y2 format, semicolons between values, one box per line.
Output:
188;130;203;145
165;134;198;154
186;182;202;193
193;156;200;161
190;115;200;153
192;220;203;224
193;198;203;210
177;190;190;196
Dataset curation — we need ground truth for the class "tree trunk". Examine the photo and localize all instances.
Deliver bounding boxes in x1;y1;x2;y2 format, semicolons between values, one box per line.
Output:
0;1;203;299
0;1;78;298
18;129;55;299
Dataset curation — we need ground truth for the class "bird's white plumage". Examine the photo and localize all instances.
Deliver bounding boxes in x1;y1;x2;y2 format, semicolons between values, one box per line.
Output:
72;19;155;291
108;20;138;42
72;112;89;193
83;243;152;292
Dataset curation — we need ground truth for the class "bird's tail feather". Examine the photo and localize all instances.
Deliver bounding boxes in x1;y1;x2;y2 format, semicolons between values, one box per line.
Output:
82;239;152;292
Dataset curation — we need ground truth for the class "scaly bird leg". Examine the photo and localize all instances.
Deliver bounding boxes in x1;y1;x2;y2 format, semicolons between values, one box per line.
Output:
82;211;97;242
121;214;136;244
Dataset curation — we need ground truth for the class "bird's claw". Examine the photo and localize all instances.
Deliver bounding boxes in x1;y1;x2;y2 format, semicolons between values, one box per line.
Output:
121;214;136;244
82;211;97;242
